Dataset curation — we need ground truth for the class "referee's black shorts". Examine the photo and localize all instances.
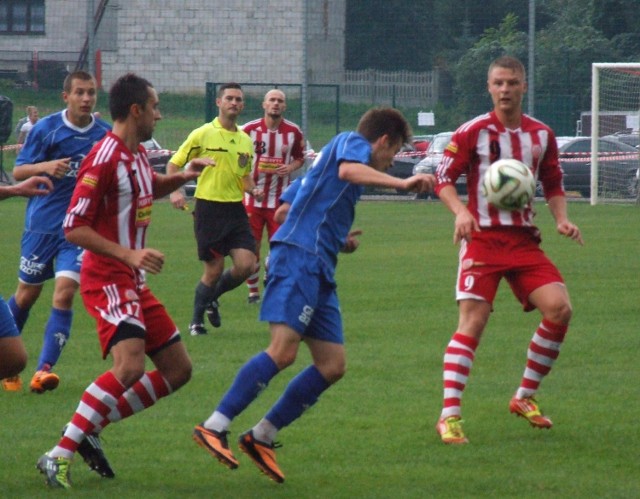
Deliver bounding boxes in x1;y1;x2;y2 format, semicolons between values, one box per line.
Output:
193;199;257;261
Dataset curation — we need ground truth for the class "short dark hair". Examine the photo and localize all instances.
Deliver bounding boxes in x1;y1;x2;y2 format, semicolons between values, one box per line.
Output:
356;107;412;146
217;82;242;98
63;70;95;93
109;73;154;121
488;56;526;78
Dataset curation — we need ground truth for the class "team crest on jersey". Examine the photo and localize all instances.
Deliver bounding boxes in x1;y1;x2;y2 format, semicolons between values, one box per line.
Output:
281;144;290;154
125;289;139;301
82;173;99;188
237;152;251;169
446;141;458;154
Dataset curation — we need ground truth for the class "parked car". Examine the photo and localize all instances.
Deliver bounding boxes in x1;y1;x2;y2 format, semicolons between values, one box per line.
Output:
559;136;639;198
602;131;639;149
387;137;429;183
142;138;173;174
411;131;466;197
412;134;433;153
141;138;198;197
365;136;430;194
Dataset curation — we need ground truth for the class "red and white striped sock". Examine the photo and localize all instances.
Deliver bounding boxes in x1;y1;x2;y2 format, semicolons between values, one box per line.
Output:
246;262;261;297
50;371;126;459
441;332;479;419
515;319;567;399
97;371;172;431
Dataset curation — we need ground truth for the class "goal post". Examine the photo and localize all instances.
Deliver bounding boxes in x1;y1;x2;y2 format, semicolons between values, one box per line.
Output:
590;63;640;205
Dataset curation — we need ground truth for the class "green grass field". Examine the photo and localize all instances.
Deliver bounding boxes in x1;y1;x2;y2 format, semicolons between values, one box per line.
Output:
1;199;639;498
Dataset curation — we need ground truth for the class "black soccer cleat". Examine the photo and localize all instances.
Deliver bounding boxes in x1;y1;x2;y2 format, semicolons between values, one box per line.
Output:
206;300;221;328
62;424;115;478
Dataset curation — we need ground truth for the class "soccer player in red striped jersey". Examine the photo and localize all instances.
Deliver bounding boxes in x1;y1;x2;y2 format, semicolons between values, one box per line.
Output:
434;56;584;444
36;73;207;489
242;89;305;303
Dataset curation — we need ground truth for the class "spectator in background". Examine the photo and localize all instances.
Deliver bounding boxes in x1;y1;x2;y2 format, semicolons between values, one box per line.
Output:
17;106;38;144
14;106;29;140
242;89;305;304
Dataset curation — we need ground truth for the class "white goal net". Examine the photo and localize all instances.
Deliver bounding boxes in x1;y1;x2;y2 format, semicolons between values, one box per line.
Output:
590;63;640;205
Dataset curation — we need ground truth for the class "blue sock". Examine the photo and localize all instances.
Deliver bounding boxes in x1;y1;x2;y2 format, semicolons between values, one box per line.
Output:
7;295;30;332
37;308;72;370
265;365;330;430
217;351;279;420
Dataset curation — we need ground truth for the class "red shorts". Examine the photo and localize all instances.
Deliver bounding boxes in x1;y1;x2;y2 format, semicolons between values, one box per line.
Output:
245;204;280;257
81;279;178;359
456;228;564;311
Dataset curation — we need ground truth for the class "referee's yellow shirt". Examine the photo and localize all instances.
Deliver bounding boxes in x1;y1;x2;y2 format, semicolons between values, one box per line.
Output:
170;118;254;202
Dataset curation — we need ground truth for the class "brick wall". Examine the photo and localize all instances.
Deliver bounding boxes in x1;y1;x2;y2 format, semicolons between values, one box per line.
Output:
0;0;345;94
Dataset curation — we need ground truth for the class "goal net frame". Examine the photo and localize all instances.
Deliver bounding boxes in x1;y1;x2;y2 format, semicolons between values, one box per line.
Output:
590;63;640;205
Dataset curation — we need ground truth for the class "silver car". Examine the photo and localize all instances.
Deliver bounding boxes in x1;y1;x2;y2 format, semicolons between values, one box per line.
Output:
412;131;465;197
559;136;639;198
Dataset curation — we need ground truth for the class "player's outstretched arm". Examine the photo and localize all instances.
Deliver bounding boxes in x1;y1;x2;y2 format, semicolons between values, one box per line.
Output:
13;158;71;181
0;176;53;200
401;173;436;193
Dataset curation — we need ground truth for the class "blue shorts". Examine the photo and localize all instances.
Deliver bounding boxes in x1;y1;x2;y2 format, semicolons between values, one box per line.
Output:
260;244;343;344
0;296;19;338
18;231;83;285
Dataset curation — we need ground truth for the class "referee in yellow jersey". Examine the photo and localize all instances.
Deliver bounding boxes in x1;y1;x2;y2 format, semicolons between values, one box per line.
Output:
167;83;263;335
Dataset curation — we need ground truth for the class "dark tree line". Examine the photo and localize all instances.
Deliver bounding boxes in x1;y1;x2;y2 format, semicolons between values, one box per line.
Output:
345;0;640;132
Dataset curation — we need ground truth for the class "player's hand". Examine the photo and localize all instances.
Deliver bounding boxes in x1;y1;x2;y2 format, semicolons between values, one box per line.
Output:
187;157;215;173
14;176;54;197
169;190;188;211
402;173;436;193
46;158;71;179
250;187;264;202
127;248;165;274
557;221;584;245
276;163;295;176
453;209;480;244
341;229;363;253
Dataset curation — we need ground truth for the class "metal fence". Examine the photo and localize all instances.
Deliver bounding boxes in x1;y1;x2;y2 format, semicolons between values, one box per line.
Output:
0;50;81;89
341;69;440;108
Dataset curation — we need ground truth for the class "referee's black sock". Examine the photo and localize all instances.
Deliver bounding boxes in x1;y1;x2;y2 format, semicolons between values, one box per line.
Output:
192;281;216;325
212;269;245;300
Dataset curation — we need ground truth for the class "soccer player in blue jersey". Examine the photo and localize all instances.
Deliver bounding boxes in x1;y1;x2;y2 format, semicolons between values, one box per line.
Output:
1;71;111;394
192;107;436;483
0;176;53;379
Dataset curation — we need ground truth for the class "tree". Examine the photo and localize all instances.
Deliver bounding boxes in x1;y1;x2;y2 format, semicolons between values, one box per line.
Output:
535;3;614;113
453;13;527;117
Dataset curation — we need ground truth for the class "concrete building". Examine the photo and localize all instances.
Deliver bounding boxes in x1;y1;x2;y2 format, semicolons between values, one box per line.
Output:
0;0;346;92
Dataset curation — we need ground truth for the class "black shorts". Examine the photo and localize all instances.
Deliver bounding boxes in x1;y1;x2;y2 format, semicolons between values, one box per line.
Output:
193;199;257;261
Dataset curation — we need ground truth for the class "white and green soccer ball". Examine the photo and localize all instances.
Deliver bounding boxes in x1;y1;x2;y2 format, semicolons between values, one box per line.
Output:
482;158;536;210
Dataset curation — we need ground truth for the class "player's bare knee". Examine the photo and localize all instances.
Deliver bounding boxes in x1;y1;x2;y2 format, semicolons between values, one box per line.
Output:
316;359;346;384
272;351;297;370
549;301;572;325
